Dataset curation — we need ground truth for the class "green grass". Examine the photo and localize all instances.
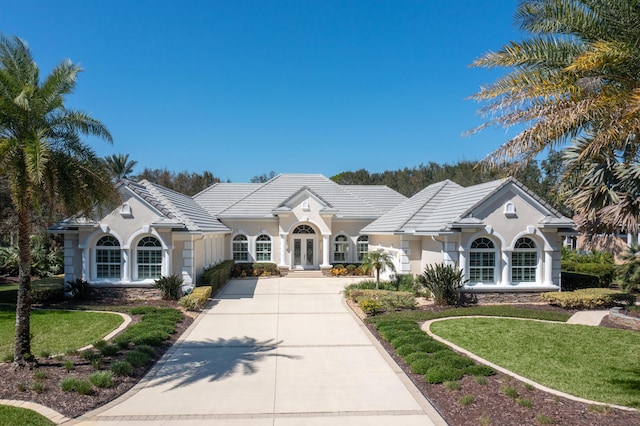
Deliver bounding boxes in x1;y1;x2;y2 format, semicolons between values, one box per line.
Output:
0;405;54;426
430;318;640;408
366;305;571;324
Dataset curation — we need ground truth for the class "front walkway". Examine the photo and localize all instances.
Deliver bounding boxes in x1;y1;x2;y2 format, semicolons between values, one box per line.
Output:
68;277;445;425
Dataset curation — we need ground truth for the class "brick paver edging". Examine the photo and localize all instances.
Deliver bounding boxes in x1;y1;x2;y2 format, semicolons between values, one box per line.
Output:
422;316;639;413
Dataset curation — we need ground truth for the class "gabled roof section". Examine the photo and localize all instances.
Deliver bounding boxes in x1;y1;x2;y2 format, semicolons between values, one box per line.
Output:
272;186;336;213
198;174;406;219
131;180;230;232
363;178;574;234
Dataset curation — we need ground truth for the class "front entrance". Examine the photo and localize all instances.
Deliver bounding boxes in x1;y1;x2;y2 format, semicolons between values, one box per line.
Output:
291;224;318;269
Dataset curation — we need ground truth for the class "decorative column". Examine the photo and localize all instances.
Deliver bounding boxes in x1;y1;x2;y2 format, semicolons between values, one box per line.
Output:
322;235;330;267
501;250;512;286
544;250;554;286
81;247;89;281
279;234;287;267
458;248;466;281
122;248;131;282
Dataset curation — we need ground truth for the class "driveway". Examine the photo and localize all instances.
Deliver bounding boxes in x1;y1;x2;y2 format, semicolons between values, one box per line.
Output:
70;276;445;425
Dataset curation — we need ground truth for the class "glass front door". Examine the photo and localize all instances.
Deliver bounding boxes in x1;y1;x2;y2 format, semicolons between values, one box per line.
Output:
293;237;316;269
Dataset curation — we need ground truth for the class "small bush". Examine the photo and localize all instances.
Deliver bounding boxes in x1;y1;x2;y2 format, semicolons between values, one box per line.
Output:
359;298;382;314
89;371;114;388
16;382;27;392
464;364;496;377
80;350;102;362
111;361;134;377
424;365;464;383
409;357;437;374
63;360;74;372
474;376;488;385
396;344;423;357
517;398;533;409
64;278;91;299
99;344;119;357
536;413;555;424
154;274;184;300
179;286;212;311
126;349;151;367
588;404;611;414
541;288;635;309
444;380;461;391
91;358;103;370
32;381;45;394
33;370;47;380
418;263;466;306
502;385;519;399
133;344;155;357
459;394;475;406
60;377;93;395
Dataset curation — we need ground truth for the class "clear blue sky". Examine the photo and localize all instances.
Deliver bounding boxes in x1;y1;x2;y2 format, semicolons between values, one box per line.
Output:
1;0;524;183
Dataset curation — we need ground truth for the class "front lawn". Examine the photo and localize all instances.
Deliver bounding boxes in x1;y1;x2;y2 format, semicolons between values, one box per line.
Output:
0;405;54;426
430;318;640;408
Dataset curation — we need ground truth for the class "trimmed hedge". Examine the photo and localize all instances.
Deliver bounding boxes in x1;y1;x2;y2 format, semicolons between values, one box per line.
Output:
561;262;615;289
179;286;212;311
199;260;234;290
350;289;416;314
541;288;635;309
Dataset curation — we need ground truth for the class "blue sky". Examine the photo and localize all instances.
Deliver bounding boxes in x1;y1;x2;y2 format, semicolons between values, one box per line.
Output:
1;0;523;183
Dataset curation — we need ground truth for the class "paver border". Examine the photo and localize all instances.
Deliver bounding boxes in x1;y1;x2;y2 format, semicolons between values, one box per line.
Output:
422;316;640;413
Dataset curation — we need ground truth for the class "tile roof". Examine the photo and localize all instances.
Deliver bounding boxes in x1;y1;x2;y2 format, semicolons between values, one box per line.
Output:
194;174;407;219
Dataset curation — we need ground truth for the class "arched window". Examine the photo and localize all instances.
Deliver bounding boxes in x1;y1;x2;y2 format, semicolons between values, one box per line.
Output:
233;234;249;262
469;237;496;283
512;237;537;282
255;234;272;262
137;236;163;280
333;235;349;262
293;224;315;234
357;236;369;261
96;235;121;279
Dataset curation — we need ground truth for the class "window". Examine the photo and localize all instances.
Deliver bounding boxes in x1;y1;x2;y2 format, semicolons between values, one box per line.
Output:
255;234;272;262
512;237;537;282
137;236;163;279
469;237;496;283
293;224;315;234
357;236;369;261
233;234;249;261
96;235;121;279
333;235;349;262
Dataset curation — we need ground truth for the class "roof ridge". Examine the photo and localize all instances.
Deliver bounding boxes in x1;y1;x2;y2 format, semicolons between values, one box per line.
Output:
397;180;455;230
143;181;197;230
216;177;273;215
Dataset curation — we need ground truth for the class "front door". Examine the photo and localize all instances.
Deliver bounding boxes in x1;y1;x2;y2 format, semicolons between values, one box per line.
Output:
293;237;316;269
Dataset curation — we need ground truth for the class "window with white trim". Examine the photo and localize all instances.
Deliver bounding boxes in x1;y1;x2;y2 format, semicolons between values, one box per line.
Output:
255;234;272;262
512;237;537;282
95;235;121;279
469;237;496;283
333;235;349;262
357;236;369;261
233;234;249;262
137;236;163;279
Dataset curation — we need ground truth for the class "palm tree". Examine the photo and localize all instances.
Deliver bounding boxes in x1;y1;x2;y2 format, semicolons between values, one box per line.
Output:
469;0;640;233
105;153;137;181
360;249;396;289
0;35;117;366
618;243;640;292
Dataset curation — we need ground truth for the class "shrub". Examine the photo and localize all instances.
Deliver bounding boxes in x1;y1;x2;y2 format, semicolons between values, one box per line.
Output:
32;381;45;394
99;344;119;357
353;289;416;314
396;344;424;357
60;377;93;395
560;271;602;291
64;278;91;299
561;262;615;288
459;394;475;406
474;376;488;385
536;413;555;424
517;398;533;408
154;274;184;300
179;286;212;311
126;349;151;367
409;357;438;374
80;350;102;362
444;380;461;391
502;385;519;398
358;298;382;314
424;365;464;383
199;260;234;290
63;360;74;372
89;371;114;388
111;361;134;377
541;288;635;309
464;364;496;377
418;263;466;306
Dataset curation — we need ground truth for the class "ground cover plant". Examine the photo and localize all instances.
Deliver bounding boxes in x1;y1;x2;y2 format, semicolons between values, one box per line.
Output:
0;405;54;426
430;318;640;408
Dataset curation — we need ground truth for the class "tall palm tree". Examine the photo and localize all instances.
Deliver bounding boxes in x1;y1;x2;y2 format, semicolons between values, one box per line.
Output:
360;249;396;289
0;35;117;366
469;0;640;233
105;153;137;181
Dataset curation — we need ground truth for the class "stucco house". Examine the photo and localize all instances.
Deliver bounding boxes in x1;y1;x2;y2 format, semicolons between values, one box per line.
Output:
50;173;574;292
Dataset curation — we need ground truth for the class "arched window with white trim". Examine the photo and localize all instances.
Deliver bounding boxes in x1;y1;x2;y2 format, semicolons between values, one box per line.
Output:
255;234;272;262
333;235;349;262
95;235;121;279
233;234;249;262
512;237;537;283
469;237;496;283
357;236;369;261
136;236;163;280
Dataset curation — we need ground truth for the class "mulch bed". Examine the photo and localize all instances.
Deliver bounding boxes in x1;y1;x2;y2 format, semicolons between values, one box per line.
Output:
0;299;194;419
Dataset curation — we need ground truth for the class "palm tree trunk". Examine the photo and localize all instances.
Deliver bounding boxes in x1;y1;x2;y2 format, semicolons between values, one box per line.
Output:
376;267;380;289
14;205;34;367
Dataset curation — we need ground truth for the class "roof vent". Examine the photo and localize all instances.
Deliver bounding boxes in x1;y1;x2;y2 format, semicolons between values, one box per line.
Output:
504;202;517;218
120;203;132;218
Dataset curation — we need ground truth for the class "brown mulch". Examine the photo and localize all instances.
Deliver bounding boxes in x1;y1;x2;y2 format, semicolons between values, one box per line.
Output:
0;299;194;419
361;302;640;426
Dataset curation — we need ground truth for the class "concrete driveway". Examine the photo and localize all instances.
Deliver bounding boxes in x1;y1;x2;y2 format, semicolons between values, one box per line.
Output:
70;276;445;425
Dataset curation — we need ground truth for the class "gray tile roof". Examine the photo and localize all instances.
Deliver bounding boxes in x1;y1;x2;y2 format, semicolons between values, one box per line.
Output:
362;178;573;234
194;174;407;219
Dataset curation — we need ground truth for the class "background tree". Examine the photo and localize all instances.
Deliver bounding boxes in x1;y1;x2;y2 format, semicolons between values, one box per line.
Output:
360;249;396;289
0;35;117;366
133;168;223;196
105;153;137;181
469;0;640;233
250;171;276;183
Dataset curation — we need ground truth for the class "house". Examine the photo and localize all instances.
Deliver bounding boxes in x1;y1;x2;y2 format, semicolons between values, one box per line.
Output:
50;174;575;292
